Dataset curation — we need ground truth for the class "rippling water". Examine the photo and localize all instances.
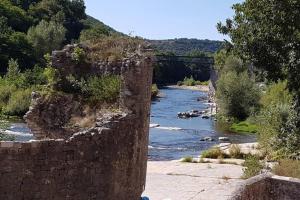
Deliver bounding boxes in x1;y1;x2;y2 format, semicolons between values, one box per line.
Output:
148;87;256;161
2;87;255;160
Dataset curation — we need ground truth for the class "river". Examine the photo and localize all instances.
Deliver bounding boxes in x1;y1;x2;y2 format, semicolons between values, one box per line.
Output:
3;87;255;160
149;87;256;161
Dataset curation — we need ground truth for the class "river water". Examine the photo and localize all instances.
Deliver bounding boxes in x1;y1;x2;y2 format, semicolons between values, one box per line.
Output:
148;87;256;161
3;87;255;160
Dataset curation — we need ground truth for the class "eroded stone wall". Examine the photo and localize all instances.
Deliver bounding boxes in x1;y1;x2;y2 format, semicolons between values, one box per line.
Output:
231;174;300;200
0;44;153;200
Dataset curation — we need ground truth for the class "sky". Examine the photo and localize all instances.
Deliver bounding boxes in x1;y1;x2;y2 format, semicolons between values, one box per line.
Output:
84;0;244;41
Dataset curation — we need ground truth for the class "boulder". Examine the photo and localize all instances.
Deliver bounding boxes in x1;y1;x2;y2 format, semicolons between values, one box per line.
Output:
219;137;230;142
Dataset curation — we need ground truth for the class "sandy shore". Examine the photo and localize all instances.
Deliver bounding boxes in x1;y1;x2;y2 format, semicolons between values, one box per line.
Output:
166;85;209;92
144;160;244;200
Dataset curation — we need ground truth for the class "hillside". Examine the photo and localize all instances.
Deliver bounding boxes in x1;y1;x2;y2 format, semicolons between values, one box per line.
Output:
82;15;121;36
149;38;223;55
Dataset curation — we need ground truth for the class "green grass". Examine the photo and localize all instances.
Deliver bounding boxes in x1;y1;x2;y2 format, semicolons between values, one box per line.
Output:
230;121;258;134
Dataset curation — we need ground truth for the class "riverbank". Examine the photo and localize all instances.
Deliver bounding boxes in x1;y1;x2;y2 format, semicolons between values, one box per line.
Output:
144;160;244;200
166;85;209;92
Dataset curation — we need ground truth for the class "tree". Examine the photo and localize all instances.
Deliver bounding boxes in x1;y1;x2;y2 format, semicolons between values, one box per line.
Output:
0;0;32;32
216;71;260;120
27;20;66;57
217;0;300;98
28;0;86;42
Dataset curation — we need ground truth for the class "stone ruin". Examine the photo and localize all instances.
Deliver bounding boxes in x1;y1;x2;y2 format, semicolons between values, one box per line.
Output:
231;173;300;200
0;44;153;200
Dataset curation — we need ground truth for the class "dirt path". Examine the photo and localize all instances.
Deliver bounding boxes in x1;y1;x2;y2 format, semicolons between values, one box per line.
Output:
143;161;245;200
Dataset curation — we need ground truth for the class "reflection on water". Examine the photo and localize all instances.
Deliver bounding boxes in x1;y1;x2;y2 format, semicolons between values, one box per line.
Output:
149;87;256;161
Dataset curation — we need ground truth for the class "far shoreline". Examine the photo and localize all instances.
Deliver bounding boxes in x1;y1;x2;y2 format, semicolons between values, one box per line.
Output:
165;85;209;92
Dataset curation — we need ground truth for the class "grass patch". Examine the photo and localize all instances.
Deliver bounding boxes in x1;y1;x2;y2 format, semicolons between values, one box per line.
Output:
181;156;193;163
201;147;226;159
230;121;258;134
229;144;244;159
242;155;264;179
273;159;300;179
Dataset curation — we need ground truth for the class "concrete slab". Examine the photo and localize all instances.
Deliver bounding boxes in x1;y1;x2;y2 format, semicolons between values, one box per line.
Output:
144;161;245;200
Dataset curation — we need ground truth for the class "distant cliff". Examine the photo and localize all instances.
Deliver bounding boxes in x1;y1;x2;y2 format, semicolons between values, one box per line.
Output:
149;38;223;55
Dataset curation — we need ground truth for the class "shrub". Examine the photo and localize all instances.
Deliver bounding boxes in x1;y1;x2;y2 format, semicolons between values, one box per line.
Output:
0;84;16;110
85;75;121;103
273;159;300;179
229;144;243;159
216;71;260;121
183;76;196;86
181;156;193;163
43;67;60;88
256;81;299;159
3;88;32;116
242;155;264;179
71;47;86;64
201;147;225;159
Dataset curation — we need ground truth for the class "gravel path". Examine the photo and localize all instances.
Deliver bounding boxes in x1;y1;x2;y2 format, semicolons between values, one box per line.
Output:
143;161;245;200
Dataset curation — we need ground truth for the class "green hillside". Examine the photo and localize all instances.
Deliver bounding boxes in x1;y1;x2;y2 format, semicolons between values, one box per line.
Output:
149;38;223;55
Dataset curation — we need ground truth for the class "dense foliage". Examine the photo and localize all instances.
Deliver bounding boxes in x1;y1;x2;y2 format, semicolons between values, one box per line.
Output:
149;38;223;55
215;55;260;121
217;0;300;160
0;0;118;73
153;53;211;85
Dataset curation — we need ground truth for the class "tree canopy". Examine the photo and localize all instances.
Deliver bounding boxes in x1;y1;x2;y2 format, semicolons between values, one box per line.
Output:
217;0;300;96
0;0;119;73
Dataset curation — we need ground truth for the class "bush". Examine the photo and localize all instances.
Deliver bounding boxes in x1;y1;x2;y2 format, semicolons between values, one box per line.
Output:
71;47;86;64
0;84;16;110
256;81;299;159
242;155;264;179
216;71;260;120
273;159;300;179
181;156;193;163
229;144;243;159
85;75;121;103
43;67;60;88
201;147;225;159
3;88;32;116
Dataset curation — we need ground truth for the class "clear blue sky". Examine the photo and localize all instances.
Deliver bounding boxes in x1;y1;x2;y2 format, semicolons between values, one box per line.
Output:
84;0;244;41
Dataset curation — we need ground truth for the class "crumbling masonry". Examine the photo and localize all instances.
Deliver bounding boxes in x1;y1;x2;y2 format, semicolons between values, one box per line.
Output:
0;45;153;200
